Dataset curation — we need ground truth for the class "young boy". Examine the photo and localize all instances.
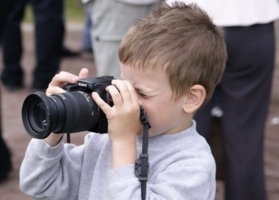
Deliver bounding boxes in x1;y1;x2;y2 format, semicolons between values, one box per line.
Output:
20;2;227;200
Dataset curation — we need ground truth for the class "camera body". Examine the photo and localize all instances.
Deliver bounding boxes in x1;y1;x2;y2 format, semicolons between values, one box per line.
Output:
63;75;114;133
64;76;113;96
22;75;114;139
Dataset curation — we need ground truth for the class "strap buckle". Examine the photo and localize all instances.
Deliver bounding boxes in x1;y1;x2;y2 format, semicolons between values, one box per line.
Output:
135;154;149;181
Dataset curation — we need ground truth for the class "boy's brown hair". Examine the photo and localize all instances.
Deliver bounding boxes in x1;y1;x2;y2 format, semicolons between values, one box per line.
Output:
119;2;227;102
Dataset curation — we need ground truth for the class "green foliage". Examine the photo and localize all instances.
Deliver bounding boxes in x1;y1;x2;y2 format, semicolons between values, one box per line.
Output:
24;0;85;23
24;5;34;23
64;0;85;22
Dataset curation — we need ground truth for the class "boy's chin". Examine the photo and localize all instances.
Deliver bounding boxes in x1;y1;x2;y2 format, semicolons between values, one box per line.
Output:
137;128;157;138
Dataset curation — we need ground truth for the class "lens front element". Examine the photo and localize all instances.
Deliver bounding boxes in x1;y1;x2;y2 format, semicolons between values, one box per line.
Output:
22;91;100;139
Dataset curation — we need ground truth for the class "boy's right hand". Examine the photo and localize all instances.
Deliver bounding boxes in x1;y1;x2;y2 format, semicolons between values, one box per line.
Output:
44;68;89;146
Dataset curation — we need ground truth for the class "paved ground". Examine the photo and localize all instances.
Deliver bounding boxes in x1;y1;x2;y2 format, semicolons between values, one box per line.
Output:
0;22;278;200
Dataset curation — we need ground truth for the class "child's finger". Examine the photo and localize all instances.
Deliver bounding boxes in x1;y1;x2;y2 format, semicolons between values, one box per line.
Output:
78;68;89;79
123;80;138;104
49;71;78;87
92;92;112;116
111;80;132;104
106;85;123;106
46;71;79;96
46;87;66;96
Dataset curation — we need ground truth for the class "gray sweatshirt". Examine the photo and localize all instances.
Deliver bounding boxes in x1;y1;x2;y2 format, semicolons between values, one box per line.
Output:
20;121;216;200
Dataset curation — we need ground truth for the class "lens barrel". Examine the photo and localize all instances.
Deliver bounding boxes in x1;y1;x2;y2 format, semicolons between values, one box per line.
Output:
22;91;99;139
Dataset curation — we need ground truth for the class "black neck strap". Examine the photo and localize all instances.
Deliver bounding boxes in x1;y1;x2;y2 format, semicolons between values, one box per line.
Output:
135;105;151;200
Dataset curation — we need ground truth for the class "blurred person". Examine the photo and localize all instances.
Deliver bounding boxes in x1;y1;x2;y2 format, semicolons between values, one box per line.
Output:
1;0;64;91
166;0;279;200
0;0;16;42
84;0;161;78
0;0;17;182
82;3;93;53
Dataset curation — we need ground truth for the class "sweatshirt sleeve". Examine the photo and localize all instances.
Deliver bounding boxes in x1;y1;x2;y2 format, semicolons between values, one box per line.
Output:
19;138;85;199
105;161;215;200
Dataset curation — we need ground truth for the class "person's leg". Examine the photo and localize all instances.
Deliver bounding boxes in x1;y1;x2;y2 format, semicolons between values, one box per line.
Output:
0;136;12;181
82;3;93;52
1;0;28;90
0;0;17;40
0;0;17;182
220;23;274;200
90;0;159;78
31;0;64;90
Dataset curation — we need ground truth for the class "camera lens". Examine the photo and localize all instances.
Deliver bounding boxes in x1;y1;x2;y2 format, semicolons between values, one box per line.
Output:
31;101;48;131
22;91;99;139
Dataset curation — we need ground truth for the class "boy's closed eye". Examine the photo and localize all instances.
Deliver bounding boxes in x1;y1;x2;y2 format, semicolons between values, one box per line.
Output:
137;90;146;97
136;89;149;98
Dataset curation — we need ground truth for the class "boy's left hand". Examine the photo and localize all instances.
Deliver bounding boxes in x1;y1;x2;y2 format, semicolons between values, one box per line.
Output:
92;79;140;169
92;79;141;143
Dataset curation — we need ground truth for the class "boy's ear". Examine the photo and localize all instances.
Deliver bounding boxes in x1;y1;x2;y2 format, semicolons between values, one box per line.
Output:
183;84;206;114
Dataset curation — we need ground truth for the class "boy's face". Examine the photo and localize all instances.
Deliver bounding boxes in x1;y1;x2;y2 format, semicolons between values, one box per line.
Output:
120;62;192;137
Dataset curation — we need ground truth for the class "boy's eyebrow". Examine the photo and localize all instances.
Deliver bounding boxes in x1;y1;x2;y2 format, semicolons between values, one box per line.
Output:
120;77;156;94
134;86;158;96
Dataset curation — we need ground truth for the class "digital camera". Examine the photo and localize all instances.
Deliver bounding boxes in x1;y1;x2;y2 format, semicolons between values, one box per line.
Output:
22;76;114;139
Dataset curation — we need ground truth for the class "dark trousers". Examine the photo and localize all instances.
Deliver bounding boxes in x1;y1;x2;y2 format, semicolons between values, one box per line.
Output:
194;22;275;200
0;0;17;181
1;0;64;89
0;0;17;41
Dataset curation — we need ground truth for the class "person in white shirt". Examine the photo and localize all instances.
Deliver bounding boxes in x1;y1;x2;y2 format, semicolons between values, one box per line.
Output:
166;1;279;200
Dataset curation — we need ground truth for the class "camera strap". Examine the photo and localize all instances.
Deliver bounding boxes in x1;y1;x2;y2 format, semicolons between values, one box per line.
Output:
66;133;71;143
65;105;150;200
135;105;151;200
